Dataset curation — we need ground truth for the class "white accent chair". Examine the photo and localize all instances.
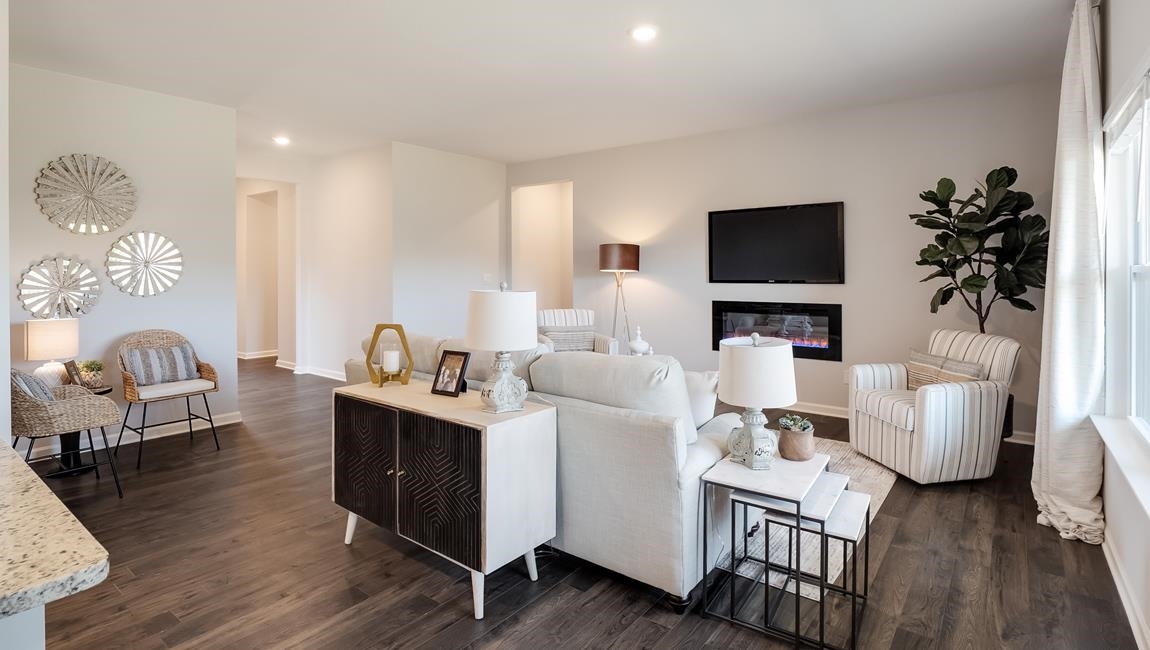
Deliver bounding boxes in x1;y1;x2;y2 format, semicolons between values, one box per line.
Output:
537;309;619;355
848;329;1022;484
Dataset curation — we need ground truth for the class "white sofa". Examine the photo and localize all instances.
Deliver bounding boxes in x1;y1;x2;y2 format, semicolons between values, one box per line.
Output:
529;352;738;610
343;331;551;388
848;328;1022;484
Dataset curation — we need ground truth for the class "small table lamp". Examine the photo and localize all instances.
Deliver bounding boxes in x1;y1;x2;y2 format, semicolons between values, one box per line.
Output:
718;334;797;470
598;243;639;342
25;318;80;387
465;288;538;413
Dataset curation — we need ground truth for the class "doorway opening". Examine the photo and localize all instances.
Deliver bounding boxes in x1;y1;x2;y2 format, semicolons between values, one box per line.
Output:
510;181;573;309
236;179;297;370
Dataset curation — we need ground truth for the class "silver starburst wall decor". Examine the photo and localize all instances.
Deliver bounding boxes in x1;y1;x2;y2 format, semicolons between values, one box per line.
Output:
35;154;138;234
106;231;183;297
17;257;103;318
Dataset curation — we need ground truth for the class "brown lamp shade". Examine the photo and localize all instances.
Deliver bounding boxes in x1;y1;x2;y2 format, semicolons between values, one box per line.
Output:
599;243;640;273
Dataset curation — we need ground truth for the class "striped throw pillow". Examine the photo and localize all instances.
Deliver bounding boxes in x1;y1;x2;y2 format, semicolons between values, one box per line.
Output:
539;326;596;352
124;344;201;386
11;370;54;401
906;349;987;391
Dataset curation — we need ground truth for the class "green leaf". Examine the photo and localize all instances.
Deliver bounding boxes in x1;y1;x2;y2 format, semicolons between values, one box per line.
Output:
1006;296;1037;311
960;274;988;293
936;178;956;202
914;218;950;231
920;269;949;282
949;234;980;256
930;286;956;313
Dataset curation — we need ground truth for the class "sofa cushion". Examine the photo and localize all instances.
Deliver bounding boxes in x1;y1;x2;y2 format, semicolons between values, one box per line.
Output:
123;344;200;386
137;378;216;400
856;388;916;431
529;352;700;443
684;370;719;426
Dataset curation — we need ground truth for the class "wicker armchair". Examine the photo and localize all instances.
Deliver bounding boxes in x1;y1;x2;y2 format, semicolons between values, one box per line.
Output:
11;371;123;497
114;329;221;469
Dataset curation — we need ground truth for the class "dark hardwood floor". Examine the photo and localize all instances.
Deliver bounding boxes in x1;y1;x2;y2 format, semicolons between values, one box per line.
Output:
37;358;1135;649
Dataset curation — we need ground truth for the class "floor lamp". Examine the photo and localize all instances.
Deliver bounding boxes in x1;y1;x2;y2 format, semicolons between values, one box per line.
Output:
599;243;640;343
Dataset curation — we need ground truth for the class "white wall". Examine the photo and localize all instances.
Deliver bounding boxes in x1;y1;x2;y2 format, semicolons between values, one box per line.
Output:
392;142;505;336
299;146;393;378
237;191;278;356
9;65;239;426
511;182;573;308
1104;0;1150;112
235;178;296;365
509;79;1059;431
0;1;10;445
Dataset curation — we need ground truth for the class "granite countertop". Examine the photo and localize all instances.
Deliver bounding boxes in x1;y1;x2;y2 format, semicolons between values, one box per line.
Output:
0;443;109;618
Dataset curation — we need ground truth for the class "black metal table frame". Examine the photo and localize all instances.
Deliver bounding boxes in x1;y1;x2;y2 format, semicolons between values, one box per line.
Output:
701;479;870;649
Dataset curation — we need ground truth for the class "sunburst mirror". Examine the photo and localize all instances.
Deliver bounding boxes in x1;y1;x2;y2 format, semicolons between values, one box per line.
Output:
35;154;138;234
17;257;103;318
106;232;183;297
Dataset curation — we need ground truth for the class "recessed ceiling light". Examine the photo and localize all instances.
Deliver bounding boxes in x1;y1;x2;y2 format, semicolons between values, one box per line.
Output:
272;135;291;146
630;25;657;43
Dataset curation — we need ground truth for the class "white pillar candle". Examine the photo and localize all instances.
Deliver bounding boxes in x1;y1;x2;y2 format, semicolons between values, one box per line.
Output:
382;349;401;374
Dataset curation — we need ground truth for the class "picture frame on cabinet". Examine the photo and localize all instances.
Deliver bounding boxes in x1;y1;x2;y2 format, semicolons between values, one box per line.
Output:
432;350;470;397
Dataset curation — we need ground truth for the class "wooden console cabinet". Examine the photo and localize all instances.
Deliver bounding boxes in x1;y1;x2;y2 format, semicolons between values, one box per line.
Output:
333;381;557;619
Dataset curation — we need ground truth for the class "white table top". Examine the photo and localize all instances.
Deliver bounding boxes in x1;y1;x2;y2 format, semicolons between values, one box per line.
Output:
336;380;554;430
702;453;830;503
732;471;849;522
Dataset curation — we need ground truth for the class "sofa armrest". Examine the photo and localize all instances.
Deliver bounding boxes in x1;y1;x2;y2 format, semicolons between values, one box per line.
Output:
122;371;140;402
52;385;92;400
593;334;619;355
849;363;907;414
41;396;121;433
916;380;1010;414
197;361;219;385
537;334;556;353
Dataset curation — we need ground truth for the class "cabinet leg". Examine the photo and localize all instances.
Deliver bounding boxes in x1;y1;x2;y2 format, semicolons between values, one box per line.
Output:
524;550;539;581
344;513;358;545
471;571;485;620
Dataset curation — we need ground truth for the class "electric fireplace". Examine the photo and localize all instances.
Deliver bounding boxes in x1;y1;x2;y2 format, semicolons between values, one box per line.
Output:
712;301;842;361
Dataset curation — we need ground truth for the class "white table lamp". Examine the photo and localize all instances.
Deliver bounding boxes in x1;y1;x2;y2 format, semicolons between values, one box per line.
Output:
465;287;538;413
718;334;797;470
25;318;80;387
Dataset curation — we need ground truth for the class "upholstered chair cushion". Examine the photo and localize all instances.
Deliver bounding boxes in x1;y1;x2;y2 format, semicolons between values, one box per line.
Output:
529;352;700;444
538;325;596;352
122;343;201;386
11;370;54;402
905;349;987;390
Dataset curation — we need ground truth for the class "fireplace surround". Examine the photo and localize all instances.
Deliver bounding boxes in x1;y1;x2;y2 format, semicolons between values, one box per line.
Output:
712;300;842;361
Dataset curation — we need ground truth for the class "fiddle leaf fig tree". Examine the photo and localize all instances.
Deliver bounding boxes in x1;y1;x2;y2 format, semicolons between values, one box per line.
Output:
911;166;1049;333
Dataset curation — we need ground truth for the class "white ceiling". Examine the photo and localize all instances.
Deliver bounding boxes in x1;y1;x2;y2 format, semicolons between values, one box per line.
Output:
11;0;1072;163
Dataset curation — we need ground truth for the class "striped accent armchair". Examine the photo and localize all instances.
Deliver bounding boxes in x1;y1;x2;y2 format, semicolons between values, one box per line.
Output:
848;329;1021;484
537;309;619;355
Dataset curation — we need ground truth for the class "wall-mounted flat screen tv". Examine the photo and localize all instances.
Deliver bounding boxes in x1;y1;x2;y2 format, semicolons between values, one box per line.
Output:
708;202;844;283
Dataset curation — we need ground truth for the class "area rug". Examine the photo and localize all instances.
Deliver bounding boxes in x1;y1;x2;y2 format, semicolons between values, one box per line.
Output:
715;438;897;602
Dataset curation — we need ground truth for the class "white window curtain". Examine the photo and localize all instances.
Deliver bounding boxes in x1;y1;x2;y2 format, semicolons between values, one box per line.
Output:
1031;0;1106;544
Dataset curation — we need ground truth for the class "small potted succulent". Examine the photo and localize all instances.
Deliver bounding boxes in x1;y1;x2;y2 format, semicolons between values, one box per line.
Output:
778;414;815;461
77;360;104;389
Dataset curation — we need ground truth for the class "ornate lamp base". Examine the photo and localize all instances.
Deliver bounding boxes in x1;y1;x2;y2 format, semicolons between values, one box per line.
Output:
480;351;527;414
727;407;778;470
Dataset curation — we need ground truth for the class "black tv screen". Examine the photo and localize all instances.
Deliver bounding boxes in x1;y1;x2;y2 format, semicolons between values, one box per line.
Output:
708;202;844;283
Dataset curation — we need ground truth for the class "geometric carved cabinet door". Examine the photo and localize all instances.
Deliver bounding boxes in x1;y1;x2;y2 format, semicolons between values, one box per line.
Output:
333;395;397;530
397;411;482;570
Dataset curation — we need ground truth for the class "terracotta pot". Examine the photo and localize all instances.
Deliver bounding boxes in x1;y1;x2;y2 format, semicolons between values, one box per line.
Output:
778;427;816;461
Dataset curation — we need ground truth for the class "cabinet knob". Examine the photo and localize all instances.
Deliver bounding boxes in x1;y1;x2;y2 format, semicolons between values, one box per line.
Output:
396;470;406;477
386;469;395;476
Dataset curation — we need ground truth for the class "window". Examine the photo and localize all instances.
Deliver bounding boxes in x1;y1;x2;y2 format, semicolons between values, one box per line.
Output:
1105;74;1150;424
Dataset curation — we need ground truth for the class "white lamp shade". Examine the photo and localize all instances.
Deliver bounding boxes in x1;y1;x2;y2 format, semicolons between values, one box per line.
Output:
465;290;538;352
25;318;80;361
717;336;797;409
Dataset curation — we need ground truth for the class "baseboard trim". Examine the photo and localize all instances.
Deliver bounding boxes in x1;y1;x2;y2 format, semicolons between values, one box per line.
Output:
1103;536;1150;650
25;410;243;456
237;350;278;360
274;360;296;371
298;367;346;382
1005;431;1035;446
792;401;848;419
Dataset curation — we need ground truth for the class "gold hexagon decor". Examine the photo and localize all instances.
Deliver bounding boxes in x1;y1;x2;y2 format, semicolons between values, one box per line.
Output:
35;154;137;234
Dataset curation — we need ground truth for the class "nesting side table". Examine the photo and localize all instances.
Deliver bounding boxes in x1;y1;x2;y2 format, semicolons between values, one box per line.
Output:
701;454;871;649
